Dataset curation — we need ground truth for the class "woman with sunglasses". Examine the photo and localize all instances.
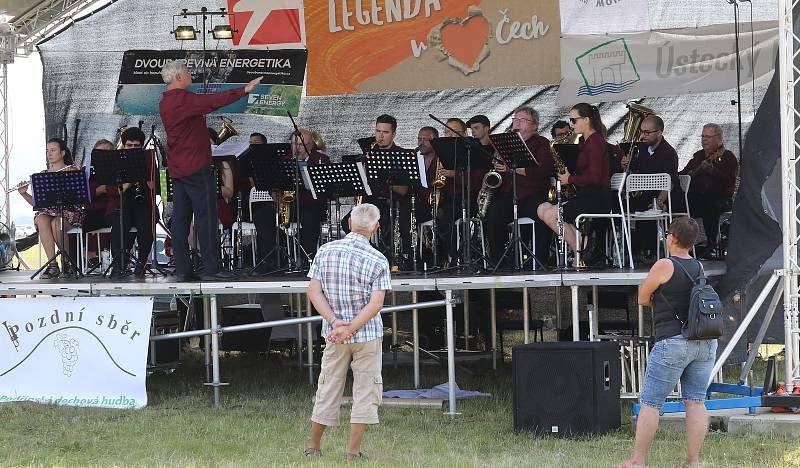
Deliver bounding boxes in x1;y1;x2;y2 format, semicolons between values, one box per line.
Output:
537;103;610;265
17;138;83;279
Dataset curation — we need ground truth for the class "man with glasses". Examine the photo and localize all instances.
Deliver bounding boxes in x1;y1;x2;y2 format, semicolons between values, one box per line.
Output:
679;123;738;258
485;107;554;268
622;115;683;261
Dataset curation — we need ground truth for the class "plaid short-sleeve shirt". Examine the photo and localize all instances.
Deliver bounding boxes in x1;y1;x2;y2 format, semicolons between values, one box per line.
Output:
308;232;392;343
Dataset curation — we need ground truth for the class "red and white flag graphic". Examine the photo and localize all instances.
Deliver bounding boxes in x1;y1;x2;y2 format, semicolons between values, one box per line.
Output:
227;0;305;47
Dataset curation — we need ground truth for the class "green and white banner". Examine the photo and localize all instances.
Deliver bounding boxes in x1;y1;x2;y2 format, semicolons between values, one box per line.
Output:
557;22;778;105
0;297;153;409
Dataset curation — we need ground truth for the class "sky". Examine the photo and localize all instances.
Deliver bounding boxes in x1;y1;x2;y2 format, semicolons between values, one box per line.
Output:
7;53;46;225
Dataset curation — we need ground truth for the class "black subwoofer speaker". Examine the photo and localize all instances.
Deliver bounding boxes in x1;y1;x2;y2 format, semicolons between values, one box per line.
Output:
512;341;620;436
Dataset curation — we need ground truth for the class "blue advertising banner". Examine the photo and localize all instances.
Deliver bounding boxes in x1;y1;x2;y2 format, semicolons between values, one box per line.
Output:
114;49;307;116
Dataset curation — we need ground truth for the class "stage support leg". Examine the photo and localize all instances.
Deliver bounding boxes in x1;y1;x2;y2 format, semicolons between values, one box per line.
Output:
412;290;420;389
490;288;497;370
739;283;784;384
591;285;599;339
392;292;398;366
445;289;458;417
203;296;211;383
293;293;302;369
523;287;530;344
306;294;314;385
210;295;222;408
571;285;580;341
463;290;470;350
555;286;562;331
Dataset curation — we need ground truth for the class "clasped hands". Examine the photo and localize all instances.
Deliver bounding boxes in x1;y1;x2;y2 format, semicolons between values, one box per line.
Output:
326;319;355;343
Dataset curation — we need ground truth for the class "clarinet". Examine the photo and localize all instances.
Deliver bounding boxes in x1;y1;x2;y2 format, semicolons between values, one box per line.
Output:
410;195;418;272
393;199;402;269
556;179;566;269
235;192;243;269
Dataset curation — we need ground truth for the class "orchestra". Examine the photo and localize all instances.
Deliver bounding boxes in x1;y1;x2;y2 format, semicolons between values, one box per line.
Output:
14;93;739;278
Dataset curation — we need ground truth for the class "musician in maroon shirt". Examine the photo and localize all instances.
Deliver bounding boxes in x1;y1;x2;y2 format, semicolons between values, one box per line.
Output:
538;103;611;264
679;123;738;256
158;60;262;281
483;109;554;267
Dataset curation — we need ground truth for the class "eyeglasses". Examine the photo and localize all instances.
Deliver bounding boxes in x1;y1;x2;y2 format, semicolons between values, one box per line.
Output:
640;129;659;135
512;117;534;123
568;117;583;124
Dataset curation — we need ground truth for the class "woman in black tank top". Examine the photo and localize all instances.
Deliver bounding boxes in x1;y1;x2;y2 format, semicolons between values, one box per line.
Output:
620;217;717;468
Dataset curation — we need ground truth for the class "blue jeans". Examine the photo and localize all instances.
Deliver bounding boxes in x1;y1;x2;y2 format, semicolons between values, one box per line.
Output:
640;335;718;409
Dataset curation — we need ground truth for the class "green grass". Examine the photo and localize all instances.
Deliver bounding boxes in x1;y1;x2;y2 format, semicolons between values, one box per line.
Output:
0;347;797;467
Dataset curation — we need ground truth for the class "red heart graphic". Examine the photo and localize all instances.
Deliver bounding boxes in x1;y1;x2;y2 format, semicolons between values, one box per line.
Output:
440;16;490;68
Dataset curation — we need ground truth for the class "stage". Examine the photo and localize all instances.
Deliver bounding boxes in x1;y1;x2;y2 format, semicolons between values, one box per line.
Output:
0;262;727;412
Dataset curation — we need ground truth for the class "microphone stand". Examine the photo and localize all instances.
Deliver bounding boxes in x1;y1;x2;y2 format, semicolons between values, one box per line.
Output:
286;111;312;271
729;0;745;168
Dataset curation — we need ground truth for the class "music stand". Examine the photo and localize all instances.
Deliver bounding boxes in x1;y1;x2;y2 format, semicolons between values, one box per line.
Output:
304;162;371;200
29;168;90;280
488;132;546;272
91;148;150;277
429;136;493;272
366;148;421;270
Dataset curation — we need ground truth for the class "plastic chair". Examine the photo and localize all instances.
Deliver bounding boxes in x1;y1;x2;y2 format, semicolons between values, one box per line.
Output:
575;173;629;268
625;173;672;266
239;187;273;266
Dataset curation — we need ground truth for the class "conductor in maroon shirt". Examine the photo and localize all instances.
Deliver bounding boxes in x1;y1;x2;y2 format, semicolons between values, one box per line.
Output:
159;60;262;281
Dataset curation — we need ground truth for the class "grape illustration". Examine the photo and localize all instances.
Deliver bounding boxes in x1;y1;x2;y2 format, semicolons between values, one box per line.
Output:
53;334;79;377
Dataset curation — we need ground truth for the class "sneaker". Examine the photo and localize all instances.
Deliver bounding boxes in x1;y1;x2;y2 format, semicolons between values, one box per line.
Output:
792;383;800;395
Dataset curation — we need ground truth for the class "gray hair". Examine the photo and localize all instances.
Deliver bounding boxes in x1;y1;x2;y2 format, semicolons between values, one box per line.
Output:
161;60;185;84
93;139;113;148
703;123;724;139
350;203;380;231
514;106;540;124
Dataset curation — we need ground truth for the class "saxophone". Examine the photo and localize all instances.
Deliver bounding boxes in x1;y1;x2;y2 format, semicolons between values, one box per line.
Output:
547;133;579;204
278;191;294;226
429;160;446;215
476;156;502;218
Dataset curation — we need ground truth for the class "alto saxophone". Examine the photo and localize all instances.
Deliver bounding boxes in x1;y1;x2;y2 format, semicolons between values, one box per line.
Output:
429;160;446;215
476;156;502;219
547;134;579;204
278;190;295;227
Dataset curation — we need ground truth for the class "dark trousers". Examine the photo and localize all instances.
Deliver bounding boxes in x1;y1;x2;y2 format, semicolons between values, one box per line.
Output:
436;193;473;263
688;192;732;247
299;203;325;257
172;166;221;276
251;201;277;266
485;191;551;266
109;193;155;268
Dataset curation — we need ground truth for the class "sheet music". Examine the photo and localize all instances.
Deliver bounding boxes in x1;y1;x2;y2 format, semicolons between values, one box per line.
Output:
212;140;250;158
417;151;429;189
301;166;315;199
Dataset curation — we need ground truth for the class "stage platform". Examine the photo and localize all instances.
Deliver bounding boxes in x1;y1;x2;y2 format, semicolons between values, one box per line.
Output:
0;261;726;296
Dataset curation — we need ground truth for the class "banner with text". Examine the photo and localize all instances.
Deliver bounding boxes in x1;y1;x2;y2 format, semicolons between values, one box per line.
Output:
227;0;306;48
559;0;649;35
304;0;561;96
115;49;307;116
556;22;778;105
0;297;153;409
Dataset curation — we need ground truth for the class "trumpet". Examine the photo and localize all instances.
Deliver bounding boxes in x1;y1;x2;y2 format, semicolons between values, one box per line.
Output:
8;164;79;193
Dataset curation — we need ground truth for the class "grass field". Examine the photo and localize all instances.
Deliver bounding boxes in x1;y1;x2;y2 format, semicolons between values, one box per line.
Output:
0;346;797;467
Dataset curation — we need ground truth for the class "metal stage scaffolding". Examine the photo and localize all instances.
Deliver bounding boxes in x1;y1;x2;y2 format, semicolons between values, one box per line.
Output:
0;263;726;410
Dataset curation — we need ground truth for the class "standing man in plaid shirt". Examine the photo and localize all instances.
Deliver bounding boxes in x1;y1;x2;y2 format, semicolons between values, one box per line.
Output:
305;203;391;461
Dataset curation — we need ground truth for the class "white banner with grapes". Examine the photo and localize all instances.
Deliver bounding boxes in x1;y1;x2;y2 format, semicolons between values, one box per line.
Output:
0;297;153;409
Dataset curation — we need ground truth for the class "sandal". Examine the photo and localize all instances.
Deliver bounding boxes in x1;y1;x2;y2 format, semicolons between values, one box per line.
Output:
40;264;60;280
303;448;322;458
346;452;367;460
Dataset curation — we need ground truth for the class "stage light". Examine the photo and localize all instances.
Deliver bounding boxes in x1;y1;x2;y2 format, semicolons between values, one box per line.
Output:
174;25;197;40
211;25;234;40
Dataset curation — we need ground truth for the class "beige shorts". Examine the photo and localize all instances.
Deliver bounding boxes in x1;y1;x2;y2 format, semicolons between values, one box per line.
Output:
311;338;383;426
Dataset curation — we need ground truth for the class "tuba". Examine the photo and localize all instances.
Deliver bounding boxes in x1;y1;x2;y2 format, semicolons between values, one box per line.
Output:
622;102;656;175
547;133;580;204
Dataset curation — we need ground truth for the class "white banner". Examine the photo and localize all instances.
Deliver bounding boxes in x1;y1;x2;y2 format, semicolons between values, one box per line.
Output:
0;297;153;409
556;22;778;106
559;0;649;35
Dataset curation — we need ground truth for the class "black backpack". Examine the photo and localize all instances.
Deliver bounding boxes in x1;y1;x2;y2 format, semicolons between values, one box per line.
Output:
660;258;724;340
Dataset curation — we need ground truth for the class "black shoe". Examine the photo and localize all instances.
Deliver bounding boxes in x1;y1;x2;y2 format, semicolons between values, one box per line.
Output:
174;272;201;282
200;270;238;281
